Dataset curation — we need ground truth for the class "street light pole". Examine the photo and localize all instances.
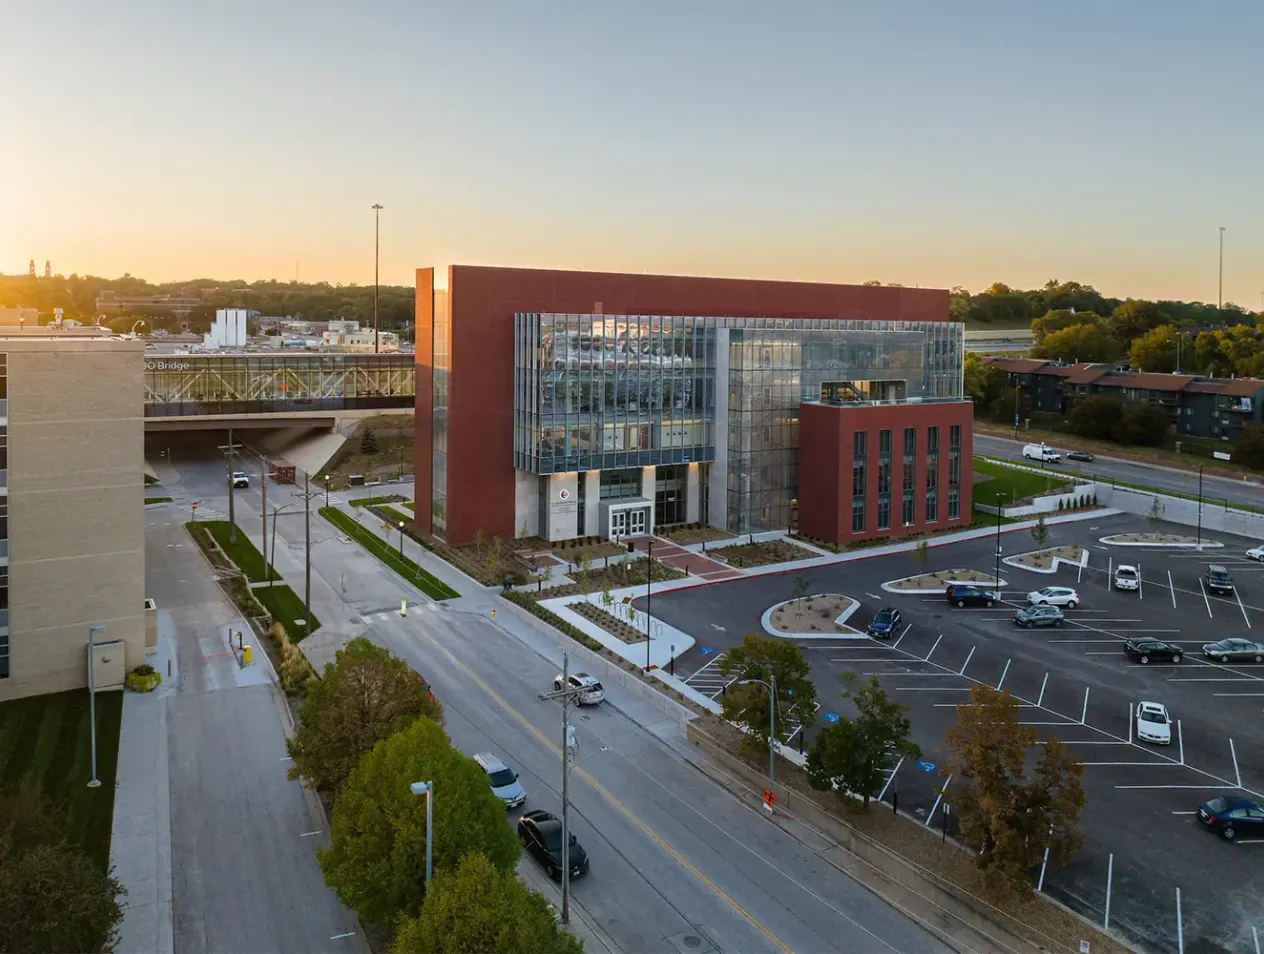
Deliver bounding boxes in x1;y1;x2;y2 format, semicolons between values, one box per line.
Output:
269;504;293;589
219;428;243;545
372;204;383;353
324;475;330;508
1196;464;1204;551
408;781;434;891
87;624;106;788
297;475;322;637
260;453;268;582
398;521;405;558
1218;227;1225;313
995;492;1003;600
537;652;586;924
737;676;777;806
646;537;652;671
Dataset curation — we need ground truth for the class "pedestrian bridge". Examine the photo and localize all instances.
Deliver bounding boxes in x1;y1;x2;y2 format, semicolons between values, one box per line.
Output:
144;352;415;428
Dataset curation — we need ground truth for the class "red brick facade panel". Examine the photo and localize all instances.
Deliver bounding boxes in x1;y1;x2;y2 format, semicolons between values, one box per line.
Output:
413;268;434;536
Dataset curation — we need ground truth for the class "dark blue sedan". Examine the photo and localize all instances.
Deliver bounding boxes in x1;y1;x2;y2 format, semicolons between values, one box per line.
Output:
866;607;902;639
1197;795;1264;840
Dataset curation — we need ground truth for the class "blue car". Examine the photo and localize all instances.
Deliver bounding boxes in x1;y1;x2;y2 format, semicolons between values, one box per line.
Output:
866;606;902;638
1197;795;1264;840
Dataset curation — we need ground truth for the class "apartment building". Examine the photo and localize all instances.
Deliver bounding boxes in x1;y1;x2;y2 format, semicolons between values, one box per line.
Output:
0;332;147;701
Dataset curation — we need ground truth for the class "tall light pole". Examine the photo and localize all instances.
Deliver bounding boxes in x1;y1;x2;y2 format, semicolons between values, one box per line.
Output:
270;505;294;588
1196;464;1204;551
1218;227;1225;314
408;781;434;891
372;204;384;353
398;520;405;558
297;475;322;637
87;624;106;788
537;653;585;924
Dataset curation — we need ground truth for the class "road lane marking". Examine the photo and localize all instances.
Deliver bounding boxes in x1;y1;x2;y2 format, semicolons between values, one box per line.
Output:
300;830;322;837
330;932;356;940
425;635;795;954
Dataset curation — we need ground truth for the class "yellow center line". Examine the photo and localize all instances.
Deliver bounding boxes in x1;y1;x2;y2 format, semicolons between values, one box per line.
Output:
427;636;794;954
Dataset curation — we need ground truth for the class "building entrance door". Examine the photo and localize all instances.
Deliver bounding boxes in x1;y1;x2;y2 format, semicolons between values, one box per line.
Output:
610;509;627;538
629;507;647;536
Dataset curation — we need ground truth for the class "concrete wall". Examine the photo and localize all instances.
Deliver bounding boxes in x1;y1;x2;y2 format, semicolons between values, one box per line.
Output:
1097;484;1264;539
514;470;539;538
2;335;146;701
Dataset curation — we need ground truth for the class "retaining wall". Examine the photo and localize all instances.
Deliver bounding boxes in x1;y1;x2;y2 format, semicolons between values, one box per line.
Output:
1096;485;1264;540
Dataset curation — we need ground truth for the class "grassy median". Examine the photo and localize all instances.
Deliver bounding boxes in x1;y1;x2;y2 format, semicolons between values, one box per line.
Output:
198;519;281;583
320;506;459;600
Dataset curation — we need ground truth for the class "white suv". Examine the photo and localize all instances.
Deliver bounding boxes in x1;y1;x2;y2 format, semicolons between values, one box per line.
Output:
474;753;526;809
554;672;605;705
229;471;250;489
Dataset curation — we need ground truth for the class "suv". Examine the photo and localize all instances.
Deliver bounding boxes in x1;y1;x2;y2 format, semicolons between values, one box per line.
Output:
1123;638;1183;664
1205;565;1235;596
1013;604;1064;628
229;471;250;489
865;607;902;638
554;672;605;705
473;753;526;809
945;584;997;608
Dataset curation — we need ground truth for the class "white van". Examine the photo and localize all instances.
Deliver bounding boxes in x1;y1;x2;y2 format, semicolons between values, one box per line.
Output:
1022;444;1061;463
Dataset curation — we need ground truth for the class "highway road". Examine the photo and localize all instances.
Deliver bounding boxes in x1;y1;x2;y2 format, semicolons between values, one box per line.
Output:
975;432;1263;511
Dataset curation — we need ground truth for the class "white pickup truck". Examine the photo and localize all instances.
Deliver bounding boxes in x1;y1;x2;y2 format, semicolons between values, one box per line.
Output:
1114;565;1140;591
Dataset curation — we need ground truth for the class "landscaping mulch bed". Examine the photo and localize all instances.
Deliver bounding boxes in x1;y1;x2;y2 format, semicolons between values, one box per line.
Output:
713;539;818;568
1012;546;1085;569
886;569;999;590
1104;532;1203;544
541;559;686;599
768;595;857;634
660;523;736;546
568;600;648;644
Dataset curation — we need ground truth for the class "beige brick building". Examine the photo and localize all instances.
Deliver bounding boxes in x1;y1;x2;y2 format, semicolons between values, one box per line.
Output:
0;332;146;701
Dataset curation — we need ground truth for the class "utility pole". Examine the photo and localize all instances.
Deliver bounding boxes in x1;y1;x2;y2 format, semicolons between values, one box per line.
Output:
373;204;383;353
260;453;268;582
1218;227;1225;313
646;537;653;670
87;625;106;788
219;428;244;544
537;653;585;924
1196;464;1204;551
297;475;321;637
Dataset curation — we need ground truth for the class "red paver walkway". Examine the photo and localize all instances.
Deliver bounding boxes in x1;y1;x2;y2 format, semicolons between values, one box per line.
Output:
630;536;745;581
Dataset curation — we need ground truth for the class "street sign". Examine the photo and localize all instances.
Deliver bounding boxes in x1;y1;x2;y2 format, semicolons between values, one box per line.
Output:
917;760;937;773
824;712;840;723
1080;941;1091;954
698;647;715;655
763;788;776;812
190;502;198;510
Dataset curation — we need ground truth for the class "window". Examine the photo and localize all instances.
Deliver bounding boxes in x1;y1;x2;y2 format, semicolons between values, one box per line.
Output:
926;487;938;522
852;430;866;533
876;429;891;530
902;428;915;525
927;426;939;455
948;487;960;520
926;425;939;523
852;496;865;533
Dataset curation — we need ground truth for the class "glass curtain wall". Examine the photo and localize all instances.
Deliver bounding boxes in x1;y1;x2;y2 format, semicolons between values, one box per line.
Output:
432;291;450;536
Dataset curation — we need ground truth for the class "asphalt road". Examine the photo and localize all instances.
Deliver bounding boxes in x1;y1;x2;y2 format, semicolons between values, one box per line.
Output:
645;513;1264;954
974;433;1263;512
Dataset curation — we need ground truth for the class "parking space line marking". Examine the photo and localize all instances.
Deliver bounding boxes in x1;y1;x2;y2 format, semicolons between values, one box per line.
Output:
1137;564;1143;600
996;659;1011;691
924;634;943;662
330;932;356;940
1021;721;1082;725
1037;673;1048;707
1085;651;1123;655
892;623;912;648
877;756;903;802
958;647;975;676
1038;740;1130;745
1117;784;1230;789
1168;570;1177;609
1231;738;1241;787
835;658;928;663
864;673;963;678
1171;810;1196;815
1081;687;1090;724
1236;588;1252;628
1214;693;1264;697
1200;578;1213;617
1177;719;1184;764
892;686;971;691
926;775;952;826
1081;761;1181;766
1128;702;1132;744
1168;677;1259;682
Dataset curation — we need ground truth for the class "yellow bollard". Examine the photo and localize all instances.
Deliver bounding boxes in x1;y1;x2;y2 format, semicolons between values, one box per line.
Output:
242;644;253;666
491;608;497;621
400;599;407;617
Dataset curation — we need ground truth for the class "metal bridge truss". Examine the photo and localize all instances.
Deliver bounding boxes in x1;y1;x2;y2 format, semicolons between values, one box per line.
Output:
145;362;415;405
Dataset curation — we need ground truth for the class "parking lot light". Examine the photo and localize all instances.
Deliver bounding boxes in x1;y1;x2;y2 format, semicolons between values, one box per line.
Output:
994;493;1004;600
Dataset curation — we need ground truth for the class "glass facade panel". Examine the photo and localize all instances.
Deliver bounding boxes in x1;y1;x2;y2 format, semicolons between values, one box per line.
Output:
432;293;449;535
902;427;916;526
851;430;866;533
877;429;891;530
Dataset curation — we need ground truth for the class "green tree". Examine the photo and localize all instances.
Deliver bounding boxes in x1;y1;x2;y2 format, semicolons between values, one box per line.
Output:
717;634;817;754
943;686;1085;895
1148;495;1166;532
1108;299;1169;340
1234;425;1264;470
391;852;582;954
1030;323;1123;364
1068;394;1123;440
948;286;972;324
288;637;444;796
319;718;521;926
964;352;1006;410
1030;309;1099;342
1030;514;1049;551
0;787;126;954
807;675;920;808
913;539;931;571
1128;324;1182;373
967;283;1033;326
1112;401;1170;446
792;575;810;605
360;427;379;455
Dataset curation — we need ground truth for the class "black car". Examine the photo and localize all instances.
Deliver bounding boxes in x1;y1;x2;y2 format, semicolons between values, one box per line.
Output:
517;809;589;880
1124;638;1183;664
1013;604;1064;628
1197;795;1264;840
946;584;998;608
866;606;902;638
1205;565;1235;596
1066;451;1095;462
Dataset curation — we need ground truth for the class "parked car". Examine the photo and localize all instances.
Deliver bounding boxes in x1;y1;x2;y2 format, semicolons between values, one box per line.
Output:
1066;451;1095;462
1135;701;1172;745
1022;443;1062;463
1197;795;1264;841
1246;544;1264;562
865;606;902;638
517;809;589;880
1202;638;1264;664
1027;586;1080;608
229;471;250;489
473;752;525;809
945;584;998;608
554;672;605;705
1114;565;1140;591
1124;637;1183;664
1204;565;1235;596
1013;604;1064;628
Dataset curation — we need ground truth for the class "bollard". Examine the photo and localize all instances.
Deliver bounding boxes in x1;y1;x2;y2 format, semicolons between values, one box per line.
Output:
242;645;252;666
491;608;497;620
400;599;408;617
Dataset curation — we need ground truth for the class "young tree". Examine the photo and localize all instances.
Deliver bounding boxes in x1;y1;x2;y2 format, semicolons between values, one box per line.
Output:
913;540;931;571
943;685;1086;894
288;637;444;796
792;575;811;606
485;536;504;581
1029;515;1049;551
319;718;521;926
808;675;920;808
1148;495;1166;532
717;634;817;753
600;588;615;615
0;787;126;954
391;852;582;954
360;427;379;455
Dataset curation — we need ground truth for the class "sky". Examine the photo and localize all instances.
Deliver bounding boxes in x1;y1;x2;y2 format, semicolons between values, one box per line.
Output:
2;1;1262;307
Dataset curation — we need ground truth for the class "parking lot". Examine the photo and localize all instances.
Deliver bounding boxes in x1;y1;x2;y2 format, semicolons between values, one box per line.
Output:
646;512;1264;954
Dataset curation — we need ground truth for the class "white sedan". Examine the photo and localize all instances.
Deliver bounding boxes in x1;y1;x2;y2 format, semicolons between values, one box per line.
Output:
1136;701;1172;745
1027;586;1080;609
1247;544;1264;562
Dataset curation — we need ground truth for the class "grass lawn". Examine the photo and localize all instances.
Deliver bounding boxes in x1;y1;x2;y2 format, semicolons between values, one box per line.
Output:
0;689;123;873
321;506;459;600
145;496;173;504
403;501;415;512
347;495;406;508
972;458;1074;506
254;583;319;640
198;520;280;583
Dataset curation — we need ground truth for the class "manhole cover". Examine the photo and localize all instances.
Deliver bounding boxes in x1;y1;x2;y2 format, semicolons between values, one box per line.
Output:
684;937;701;949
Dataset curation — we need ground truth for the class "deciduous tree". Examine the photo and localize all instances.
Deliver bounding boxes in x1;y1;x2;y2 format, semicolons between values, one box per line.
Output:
1068;395;1123;440
1234;425;1264;470
319;717;521;926
1128;324;1182;373
717;634;817;754
391;852;582;954
288;637;443;796
1030;309;1100;342
1108;299;1169;341
943;686;1085;895
1030;323;1123;364
1112;401;1170;446
1029;514;1049;551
